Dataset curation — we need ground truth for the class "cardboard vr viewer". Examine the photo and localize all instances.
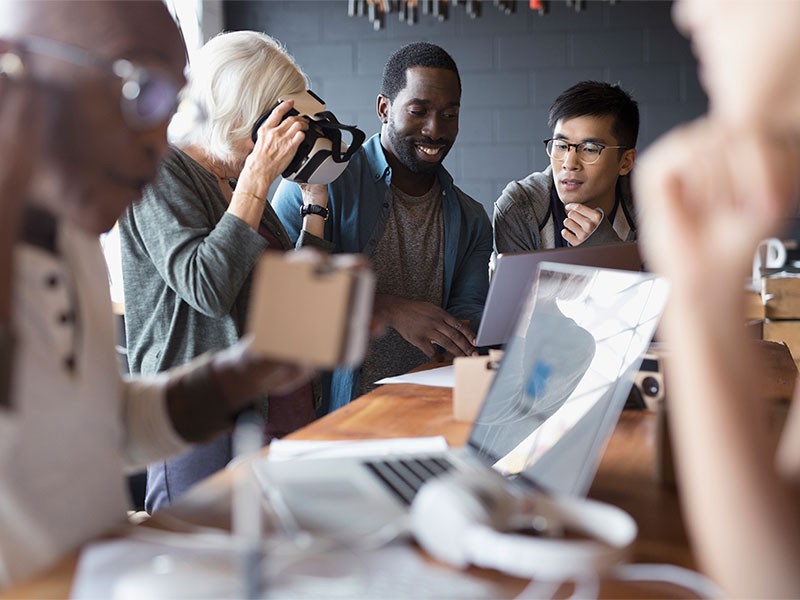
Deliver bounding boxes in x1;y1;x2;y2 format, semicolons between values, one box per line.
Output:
246;251;375;369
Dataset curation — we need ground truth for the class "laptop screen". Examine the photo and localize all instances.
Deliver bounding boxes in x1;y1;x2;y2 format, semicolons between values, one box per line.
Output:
476;241;643;347
466;262;669;496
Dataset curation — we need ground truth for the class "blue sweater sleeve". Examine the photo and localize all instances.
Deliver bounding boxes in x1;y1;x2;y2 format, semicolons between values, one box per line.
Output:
271;179;305;245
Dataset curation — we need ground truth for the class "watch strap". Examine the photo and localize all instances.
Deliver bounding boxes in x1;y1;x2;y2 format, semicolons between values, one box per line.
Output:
300;204;330;221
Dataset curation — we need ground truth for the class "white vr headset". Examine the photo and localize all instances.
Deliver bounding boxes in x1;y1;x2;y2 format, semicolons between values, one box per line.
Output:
251;90;365;185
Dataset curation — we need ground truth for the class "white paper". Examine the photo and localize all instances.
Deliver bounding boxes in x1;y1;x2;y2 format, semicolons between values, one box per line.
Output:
267;436;449;462
374;365;455;388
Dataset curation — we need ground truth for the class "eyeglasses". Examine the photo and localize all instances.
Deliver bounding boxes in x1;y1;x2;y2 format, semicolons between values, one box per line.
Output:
18;35;184;130
543;138;631;165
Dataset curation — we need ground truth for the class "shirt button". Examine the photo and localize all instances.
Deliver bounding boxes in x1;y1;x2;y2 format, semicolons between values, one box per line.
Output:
63;355;76;372
58;311;74;325
45;274;59;288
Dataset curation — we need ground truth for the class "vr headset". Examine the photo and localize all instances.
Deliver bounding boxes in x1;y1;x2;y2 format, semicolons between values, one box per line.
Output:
251;89;365;185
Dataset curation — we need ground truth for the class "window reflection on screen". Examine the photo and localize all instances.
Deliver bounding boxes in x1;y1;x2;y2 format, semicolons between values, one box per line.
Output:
467;264;668;495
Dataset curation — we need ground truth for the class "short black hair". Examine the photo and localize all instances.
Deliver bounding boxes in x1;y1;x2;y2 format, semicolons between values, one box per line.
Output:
547;81;639;149
380;42;461;101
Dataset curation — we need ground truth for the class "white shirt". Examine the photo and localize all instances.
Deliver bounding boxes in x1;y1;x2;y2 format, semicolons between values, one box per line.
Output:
0;218;188;586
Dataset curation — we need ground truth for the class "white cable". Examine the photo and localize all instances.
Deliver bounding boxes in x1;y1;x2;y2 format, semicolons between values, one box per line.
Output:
569;574;599;599
514;575;599;600
515;579;561;600
613;563;725;599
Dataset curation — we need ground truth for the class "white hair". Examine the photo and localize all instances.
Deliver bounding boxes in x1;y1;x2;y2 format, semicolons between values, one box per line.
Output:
171;30;308;167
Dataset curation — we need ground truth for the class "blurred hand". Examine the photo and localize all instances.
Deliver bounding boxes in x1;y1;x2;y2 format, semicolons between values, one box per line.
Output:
562;203;604;245
634;117;800;297
239;100;309;194
372;294;476;359
210;337;314;414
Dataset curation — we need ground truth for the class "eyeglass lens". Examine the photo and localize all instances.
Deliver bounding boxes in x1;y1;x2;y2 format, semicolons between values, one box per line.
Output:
128;72;180;126
546;140;602;164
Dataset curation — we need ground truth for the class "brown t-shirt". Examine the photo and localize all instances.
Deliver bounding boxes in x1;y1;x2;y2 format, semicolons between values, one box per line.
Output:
360;180;445;394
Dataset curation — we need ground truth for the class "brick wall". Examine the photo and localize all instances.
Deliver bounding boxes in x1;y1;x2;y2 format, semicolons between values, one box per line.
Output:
225;0;705;215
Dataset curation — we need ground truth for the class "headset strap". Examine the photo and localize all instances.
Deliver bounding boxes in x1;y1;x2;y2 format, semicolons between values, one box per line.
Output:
313;111;366;163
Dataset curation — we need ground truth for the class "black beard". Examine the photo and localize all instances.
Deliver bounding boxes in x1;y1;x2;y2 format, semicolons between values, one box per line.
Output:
385;121;448;175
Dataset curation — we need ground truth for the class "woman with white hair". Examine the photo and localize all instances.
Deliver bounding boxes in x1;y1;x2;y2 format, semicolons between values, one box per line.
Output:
118;30;331;513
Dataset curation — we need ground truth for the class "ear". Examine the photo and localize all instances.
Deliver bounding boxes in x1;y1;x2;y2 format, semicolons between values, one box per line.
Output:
618;148;636;176
376;94;390;125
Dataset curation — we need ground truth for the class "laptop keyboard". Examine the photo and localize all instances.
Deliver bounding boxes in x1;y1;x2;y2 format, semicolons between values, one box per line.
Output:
363;456;454;506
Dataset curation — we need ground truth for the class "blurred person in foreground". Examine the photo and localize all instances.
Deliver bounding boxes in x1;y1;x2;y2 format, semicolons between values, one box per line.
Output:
634;1;800;596
0;0;313;586
119;30;328;514
0;59;41;410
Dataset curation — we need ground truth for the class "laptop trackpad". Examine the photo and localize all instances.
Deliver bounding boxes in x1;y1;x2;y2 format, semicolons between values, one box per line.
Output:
260;463;409;539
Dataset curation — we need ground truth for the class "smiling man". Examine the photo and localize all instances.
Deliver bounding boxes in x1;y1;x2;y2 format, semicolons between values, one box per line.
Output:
493;81;639;254
273;42;492;412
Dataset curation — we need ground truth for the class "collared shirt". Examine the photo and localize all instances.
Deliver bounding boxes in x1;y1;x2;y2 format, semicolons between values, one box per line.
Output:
273;134;493;412
0;209;187;586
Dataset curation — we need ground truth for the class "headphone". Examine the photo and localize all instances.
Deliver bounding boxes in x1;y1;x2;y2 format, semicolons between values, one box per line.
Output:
251;89;365;185
410;471;637;580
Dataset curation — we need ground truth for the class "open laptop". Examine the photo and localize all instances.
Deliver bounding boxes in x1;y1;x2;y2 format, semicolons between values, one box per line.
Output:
476;242;643;347
251;262;668;540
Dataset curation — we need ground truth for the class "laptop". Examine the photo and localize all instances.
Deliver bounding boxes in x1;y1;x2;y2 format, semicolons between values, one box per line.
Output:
476;242;643;347
251;262;668;540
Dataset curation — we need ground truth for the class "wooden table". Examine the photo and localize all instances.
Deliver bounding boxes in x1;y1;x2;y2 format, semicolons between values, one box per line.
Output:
0;381;700;599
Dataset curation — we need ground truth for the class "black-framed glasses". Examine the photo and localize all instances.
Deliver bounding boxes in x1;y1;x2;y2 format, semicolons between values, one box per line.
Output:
543;138;631;165
18;35;184;130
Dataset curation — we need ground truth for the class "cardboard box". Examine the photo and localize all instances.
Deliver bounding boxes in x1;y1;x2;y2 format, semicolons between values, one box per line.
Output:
763;320;800;369
744;288;766;321
453;350;503;422
764;277;800;319
247;252;375;369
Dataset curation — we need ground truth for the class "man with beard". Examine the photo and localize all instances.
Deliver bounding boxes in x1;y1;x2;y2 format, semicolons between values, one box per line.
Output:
274;42;492;413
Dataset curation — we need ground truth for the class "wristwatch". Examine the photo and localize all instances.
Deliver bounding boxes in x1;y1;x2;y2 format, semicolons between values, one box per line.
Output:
300;204;330;221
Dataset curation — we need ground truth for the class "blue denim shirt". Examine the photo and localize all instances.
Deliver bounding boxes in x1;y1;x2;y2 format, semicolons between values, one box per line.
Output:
273;134;492;413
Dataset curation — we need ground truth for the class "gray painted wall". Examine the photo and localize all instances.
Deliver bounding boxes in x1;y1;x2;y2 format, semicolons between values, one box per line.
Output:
225;0;706;215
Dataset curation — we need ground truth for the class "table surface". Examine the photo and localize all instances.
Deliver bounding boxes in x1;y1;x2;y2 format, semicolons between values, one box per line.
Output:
0;381;701;599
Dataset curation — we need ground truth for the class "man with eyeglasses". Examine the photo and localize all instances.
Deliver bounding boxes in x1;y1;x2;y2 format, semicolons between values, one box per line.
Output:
0;0;313;586
493;81;639;255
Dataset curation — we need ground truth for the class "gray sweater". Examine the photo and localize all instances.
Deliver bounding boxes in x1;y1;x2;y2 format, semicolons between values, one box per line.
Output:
492;165;637;255
119;146;318;376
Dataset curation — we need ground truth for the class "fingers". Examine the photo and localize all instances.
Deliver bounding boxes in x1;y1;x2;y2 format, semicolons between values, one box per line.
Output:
562;204;602;245
259;98;296;130
245;107;309;184
427;317;476;358
409;320;472;359
256;100;308;142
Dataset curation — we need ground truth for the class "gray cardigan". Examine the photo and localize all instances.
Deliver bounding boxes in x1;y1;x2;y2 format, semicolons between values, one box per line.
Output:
119;146;321;376
492;165;637;255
